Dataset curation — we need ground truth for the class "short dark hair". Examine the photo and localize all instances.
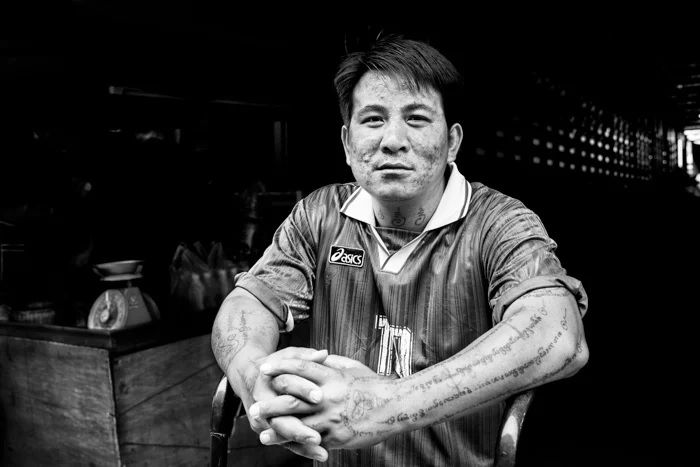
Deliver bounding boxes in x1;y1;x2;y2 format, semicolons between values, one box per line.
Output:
333;35;464;127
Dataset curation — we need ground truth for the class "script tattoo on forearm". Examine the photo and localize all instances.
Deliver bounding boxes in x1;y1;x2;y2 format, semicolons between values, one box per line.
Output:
422;309;544;389
387;303;582;426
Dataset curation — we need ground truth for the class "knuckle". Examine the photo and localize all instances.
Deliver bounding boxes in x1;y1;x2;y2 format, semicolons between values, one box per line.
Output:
274;375;289;392
309;423;323;432
285;395;300;409
323;435;339;448
329;413;342;423
296;360;309;371
268;419;281;432
249;420;264;434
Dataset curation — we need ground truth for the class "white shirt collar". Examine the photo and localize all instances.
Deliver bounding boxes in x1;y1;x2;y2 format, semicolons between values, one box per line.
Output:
339;162;472;231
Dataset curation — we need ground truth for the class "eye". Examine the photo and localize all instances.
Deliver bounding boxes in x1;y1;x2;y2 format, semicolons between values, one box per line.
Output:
361;116;384;125
407;115;431;125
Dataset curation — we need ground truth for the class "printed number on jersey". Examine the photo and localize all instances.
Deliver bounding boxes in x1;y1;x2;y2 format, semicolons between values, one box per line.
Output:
375;315;413;378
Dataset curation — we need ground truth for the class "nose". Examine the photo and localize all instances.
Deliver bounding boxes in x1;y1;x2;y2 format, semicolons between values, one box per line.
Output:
380;120;408;154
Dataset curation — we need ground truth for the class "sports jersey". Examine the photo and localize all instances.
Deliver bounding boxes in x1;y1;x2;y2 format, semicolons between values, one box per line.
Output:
236;162;588;467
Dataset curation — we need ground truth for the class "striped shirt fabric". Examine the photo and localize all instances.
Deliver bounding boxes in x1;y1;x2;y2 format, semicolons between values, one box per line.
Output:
236;163;588;467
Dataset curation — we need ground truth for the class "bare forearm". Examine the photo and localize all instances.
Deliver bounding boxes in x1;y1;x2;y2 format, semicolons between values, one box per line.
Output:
342;288;589;442
211;287;280;405
212;289;332;460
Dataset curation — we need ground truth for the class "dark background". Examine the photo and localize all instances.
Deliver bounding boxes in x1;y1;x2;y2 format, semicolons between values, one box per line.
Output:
1;3;698;466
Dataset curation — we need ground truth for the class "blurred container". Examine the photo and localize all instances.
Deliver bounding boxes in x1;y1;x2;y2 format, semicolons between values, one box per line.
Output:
0;303;11;321
169;241;245;315
12;301;56;324
94;260;144;277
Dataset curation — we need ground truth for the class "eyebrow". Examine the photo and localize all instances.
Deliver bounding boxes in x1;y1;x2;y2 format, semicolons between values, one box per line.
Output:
402;103;435;113
356;104;386;116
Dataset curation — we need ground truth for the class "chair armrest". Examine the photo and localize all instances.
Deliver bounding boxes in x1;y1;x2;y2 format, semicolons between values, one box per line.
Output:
210;376;242;467
495;389;536;467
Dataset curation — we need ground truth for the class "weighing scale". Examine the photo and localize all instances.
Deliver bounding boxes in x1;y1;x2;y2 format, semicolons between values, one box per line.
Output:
88;261;159;330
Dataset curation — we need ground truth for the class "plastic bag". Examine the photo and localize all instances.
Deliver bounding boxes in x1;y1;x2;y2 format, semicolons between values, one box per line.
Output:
169;241;247;313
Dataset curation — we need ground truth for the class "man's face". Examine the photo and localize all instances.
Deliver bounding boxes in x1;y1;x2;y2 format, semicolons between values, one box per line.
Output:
341;71;462;203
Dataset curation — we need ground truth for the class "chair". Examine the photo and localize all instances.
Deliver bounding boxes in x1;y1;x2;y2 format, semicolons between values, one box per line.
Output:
210;375;535;467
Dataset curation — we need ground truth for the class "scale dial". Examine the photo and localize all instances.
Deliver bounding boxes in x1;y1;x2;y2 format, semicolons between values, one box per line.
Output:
88;290;128;330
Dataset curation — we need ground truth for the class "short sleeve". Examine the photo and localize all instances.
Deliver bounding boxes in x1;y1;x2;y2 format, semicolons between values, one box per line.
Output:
482;197;588;323
234;197;317;332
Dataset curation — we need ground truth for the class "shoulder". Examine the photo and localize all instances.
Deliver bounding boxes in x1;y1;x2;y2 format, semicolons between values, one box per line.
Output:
467;182;550;244
293;183;359;226
468;182;528;218
301;183;359;210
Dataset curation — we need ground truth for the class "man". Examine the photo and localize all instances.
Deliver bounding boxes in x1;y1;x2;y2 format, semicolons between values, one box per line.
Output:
212;35;589;466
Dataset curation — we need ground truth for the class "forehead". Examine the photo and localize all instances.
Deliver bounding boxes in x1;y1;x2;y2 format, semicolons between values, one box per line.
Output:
351;72;444;114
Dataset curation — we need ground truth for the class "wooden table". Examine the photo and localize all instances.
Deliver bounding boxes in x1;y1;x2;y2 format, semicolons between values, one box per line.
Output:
0;322;222;466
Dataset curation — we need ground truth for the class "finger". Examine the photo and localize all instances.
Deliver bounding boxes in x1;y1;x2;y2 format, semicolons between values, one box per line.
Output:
301;414;342;450
271;374;324;403
267;415;322;445
253;349;327;402
260;359;334;383
246;398;274;434
251;373;279;403
269;347;328;363
251;395;319;420
258;428;288;445
259;426;324;446
322;354;366;370
248;414;270;435
299;413;332;438
281;441;329;462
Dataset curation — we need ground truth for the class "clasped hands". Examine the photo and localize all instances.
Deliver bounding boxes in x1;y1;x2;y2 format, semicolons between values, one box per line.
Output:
245;347;384;462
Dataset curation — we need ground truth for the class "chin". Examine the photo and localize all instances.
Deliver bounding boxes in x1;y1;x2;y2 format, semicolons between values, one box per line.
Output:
368;187;415;203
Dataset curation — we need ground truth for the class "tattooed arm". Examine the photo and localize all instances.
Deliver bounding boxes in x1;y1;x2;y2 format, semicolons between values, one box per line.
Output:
251;287;588;450
211;287;330;461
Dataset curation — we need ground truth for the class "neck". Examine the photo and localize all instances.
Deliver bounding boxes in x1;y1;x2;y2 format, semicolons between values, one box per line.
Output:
373;178;446;233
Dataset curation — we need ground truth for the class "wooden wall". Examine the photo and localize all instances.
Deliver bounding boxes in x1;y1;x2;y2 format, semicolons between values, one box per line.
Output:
113;334;222;466
0;336;120;466
0;333;221;466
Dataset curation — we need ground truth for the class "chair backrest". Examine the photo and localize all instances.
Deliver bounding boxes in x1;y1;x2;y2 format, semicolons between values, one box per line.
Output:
210;375;535;467
495;389;536;467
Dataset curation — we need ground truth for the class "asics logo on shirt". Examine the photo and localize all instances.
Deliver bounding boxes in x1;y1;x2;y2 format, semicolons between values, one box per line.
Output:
329;245;365;268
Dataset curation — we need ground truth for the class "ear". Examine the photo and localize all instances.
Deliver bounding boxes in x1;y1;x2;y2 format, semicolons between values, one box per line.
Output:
341;125;351;166
447;123;463;163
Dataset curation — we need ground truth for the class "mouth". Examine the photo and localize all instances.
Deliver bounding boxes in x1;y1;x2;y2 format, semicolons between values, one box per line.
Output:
376;163;412;171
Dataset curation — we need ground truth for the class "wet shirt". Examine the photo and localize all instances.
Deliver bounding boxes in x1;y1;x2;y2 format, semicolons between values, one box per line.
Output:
236;163;587;467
